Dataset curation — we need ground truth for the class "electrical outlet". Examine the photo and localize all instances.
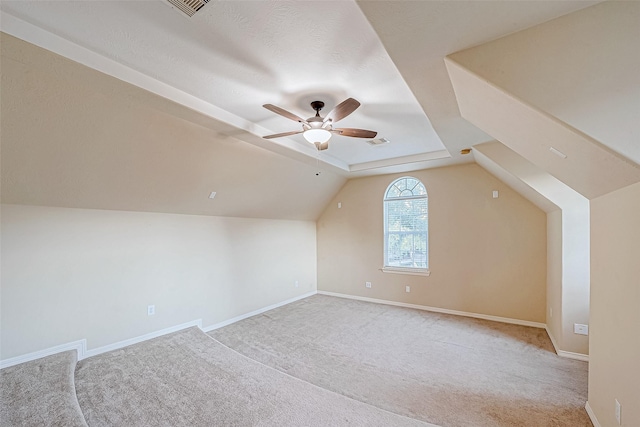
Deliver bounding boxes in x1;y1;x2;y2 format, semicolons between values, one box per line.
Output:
405;285;410;293
147;305;155;316
365;281;372;288
615;399;621;425
295;280;299;288
574;323;589;335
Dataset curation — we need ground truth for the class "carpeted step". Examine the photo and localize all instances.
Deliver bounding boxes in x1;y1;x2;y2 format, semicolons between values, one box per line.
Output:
0;350;88;427
74;326;436;426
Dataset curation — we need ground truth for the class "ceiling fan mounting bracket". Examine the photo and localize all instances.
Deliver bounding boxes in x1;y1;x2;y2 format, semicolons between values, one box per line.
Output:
310;101;325;115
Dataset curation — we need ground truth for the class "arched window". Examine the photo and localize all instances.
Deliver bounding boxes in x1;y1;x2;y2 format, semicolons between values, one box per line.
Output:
383;176;429;273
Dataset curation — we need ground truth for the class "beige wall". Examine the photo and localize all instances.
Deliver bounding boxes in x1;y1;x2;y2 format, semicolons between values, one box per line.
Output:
546;209;563;345
589;182;640;427
473;142;589;355
317;163;547;322
0;204;317;360
560;205;590;355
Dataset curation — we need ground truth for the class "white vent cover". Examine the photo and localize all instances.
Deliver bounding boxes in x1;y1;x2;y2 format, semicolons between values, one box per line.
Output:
166;0;210;17
366;137;390;146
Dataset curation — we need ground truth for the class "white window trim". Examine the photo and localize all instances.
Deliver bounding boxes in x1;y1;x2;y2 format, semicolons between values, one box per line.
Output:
381;267;431;277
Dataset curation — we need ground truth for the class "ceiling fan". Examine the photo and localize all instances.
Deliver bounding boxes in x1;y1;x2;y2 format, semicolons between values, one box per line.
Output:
262;98;377;150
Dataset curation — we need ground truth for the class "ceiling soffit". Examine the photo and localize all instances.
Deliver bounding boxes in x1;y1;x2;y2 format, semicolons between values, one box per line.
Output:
356;0;603;167
446;57;640;200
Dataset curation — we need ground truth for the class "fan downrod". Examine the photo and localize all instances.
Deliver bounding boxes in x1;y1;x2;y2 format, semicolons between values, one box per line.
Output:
310;101;325;116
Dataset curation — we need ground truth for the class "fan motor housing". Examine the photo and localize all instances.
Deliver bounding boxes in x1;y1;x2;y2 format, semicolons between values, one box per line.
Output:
310;101;325;112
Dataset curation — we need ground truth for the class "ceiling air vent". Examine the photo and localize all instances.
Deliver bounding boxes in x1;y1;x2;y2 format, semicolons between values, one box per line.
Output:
166;0;210;17
366;137;390;146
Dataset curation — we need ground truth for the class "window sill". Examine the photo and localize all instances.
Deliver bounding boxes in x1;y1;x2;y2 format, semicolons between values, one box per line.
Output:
381;267;431;277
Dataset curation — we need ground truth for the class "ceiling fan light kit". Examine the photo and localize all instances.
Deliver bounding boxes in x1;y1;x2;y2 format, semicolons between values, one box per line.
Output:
303;128;332;144
263;98;377;151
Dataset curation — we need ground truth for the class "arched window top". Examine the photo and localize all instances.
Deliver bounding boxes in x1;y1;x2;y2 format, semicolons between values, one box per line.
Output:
384;177;427;200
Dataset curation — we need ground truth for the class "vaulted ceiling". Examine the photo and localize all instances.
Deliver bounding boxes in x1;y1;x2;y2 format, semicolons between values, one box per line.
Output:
3;0;637;220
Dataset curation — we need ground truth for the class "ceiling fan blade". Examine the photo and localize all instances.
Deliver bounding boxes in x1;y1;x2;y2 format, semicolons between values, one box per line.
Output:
263;104;309;125
333;128;378;138
263;130;304;139
323;98;361;124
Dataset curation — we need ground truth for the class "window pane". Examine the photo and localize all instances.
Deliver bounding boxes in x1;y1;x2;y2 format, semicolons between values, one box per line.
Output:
386;185;401;198
406;178;418;191
383;176;428;270
385;177;428;200
413;183;427;196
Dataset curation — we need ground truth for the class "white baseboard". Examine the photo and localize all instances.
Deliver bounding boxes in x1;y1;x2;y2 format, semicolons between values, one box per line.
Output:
318;291;546;328
1;291;319;369
203;291;317;332
557;350;589;362
545;326;560;352
82;319;202;359
585;401;602;427
0;320;204;370
545;326;589;362
0;339;87;370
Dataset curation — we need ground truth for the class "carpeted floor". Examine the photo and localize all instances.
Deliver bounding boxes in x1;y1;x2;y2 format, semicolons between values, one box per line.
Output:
74;326;436;427
1;294;592;426
0;350;87;427
209;295;592;427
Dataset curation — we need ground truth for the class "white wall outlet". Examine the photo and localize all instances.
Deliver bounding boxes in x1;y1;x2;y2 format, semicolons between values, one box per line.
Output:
405;285;410;293
574;323;588;335
295;280;299;288
615;399;621;425
338;202;342;209
147;305;155;316
365;281;372;288
492;190;499;198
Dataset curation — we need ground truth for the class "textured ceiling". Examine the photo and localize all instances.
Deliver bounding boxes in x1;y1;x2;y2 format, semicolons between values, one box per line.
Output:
0;0;446;173
0;0;599;176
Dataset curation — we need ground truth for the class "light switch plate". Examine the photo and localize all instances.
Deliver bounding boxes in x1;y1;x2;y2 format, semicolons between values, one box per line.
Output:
574;323;588;335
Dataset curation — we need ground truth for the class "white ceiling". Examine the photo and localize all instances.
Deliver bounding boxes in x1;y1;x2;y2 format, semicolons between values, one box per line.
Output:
0;0;600;176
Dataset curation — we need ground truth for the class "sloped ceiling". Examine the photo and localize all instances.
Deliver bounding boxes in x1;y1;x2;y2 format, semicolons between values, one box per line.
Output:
446;1;640;200
446;56;640;200
0;1;615;218
356;0;601;170
0;34;345;220
448;1;640;166
473;145;560;214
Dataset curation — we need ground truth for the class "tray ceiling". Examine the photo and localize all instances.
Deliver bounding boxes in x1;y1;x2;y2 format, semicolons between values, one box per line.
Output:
0;0;599;175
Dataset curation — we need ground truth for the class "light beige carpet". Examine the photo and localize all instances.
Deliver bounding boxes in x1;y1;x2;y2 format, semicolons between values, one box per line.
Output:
0;350;88;427
74;326;437;426
209;295;592;427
